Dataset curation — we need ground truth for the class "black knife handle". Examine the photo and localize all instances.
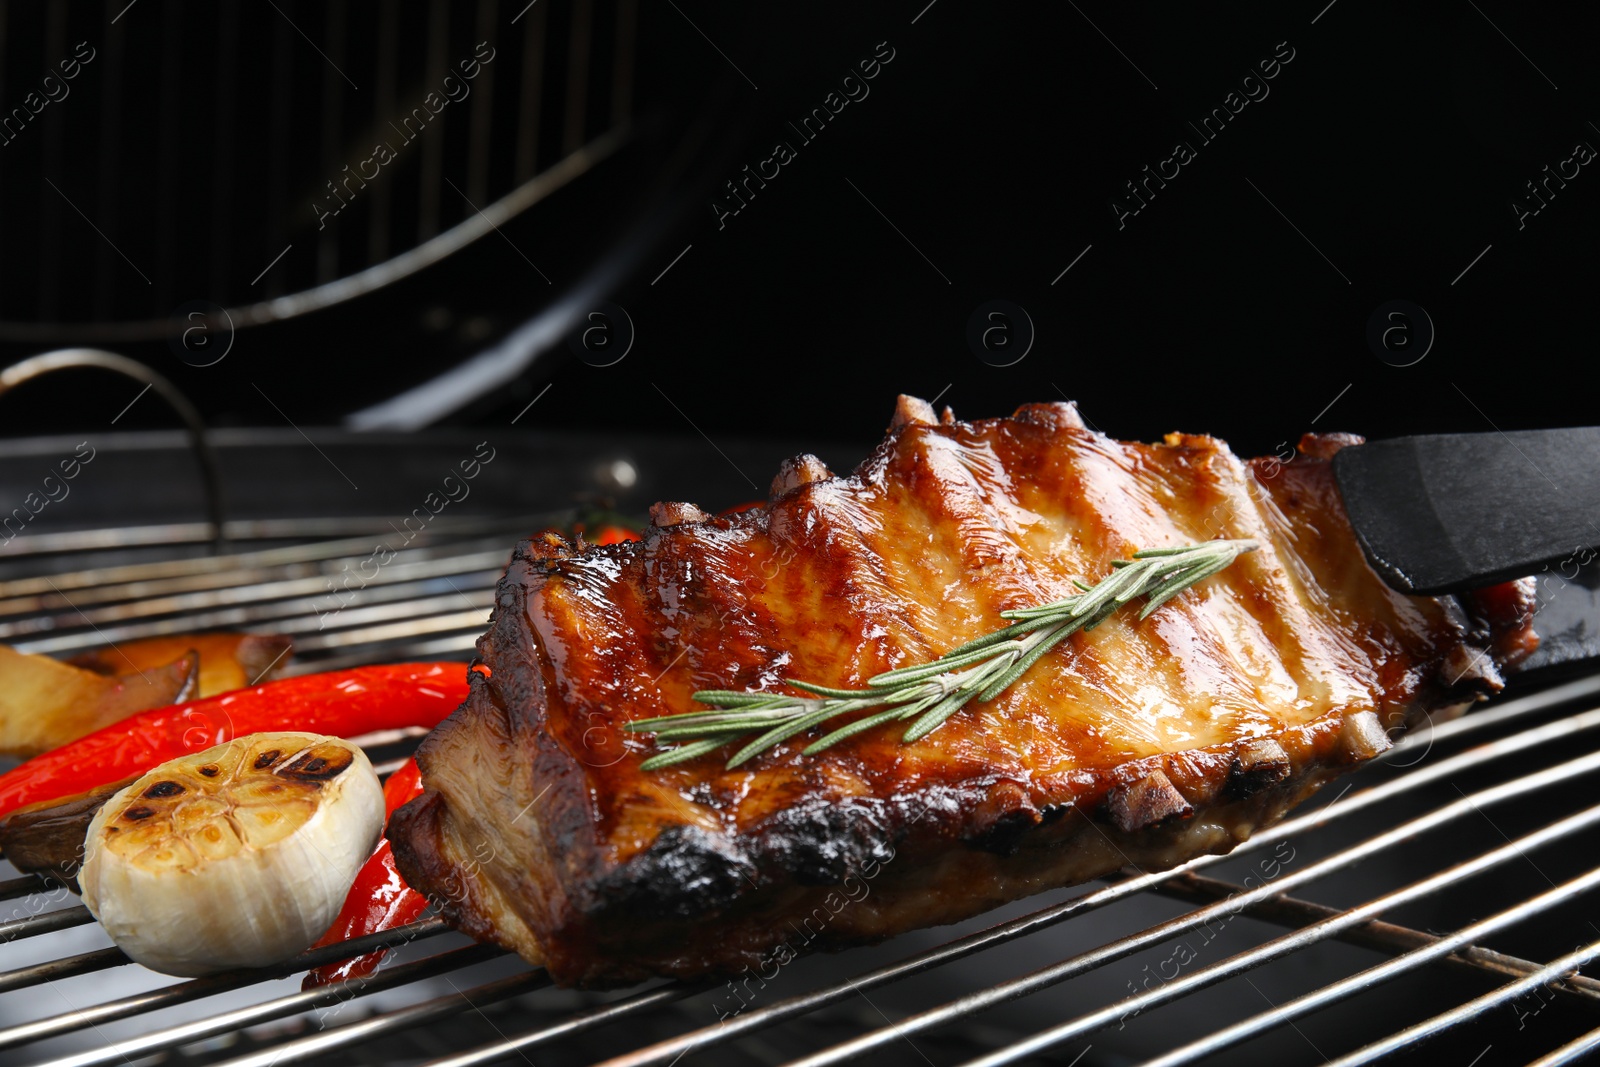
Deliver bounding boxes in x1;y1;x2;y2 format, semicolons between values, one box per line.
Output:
1331;428;1600;596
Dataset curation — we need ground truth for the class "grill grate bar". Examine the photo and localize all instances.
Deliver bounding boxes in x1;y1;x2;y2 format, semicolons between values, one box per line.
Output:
0;874;50;902
946;804;1600;1067
306;633;482;673
0;515;548;576
1325;938;1600;1067
0;905;93;945
779;755;1600;1067
421;984;706;1067
0;946;126;996
1530;1025;1600;1067
37;942;507;1067
9;582;499;657
290;608;496;654
208;968;552;1067
1386;673;1600;750
0;548;510;634
0;917;453;1050
585;702;1600;1067
1139;865;1600;1067
1152;872;1600;1001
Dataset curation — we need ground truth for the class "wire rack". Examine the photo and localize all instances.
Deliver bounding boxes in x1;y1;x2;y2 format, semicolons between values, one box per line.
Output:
2;519;1600;1066
0;0;639;339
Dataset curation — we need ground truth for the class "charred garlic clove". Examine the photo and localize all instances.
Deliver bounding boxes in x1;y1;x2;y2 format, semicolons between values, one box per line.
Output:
79;732;383;976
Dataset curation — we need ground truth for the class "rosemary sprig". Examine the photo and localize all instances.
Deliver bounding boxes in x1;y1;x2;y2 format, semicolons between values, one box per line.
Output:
628;538;1260;771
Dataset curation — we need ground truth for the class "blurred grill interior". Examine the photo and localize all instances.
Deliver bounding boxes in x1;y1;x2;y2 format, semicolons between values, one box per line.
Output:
0;0;637;332
0;0;739;432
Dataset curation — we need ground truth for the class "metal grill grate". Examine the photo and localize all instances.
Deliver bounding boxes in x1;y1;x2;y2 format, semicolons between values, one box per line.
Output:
0;0;638;341
3;522;1600;1065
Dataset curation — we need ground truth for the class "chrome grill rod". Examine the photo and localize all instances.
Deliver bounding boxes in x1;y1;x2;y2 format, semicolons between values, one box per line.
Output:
10;582;498;657
1140;865;1600;1067
209;969;553;1067
0;945;126;996
1378;673;1600;752
0;550;509;642
306;633;482;672
1325;938;1600;1067
1530;1025;1600;1067
0;875;49;902
0;906;95;945
1151;871;1600;1001
0;519;417;561
40;943;507;1067
290;608;496;655
0;516;547;595
944;799;1600;1067
422;984;709;1067
0;918;453;1050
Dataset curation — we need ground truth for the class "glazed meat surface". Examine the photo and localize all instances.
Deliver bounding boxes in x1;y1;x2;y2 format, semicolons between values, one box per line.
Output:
390;397;1537;987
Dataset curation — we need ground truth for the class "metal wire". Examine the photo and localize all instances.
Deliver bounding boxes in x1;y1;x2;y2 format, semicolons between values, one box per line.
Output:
46;943;506;1067
1140;868;1600;1066
1150;872;1600;1001
1530;1026;1600;1067
210;969;552;1067
423;985;707;1067
0;350;225;545
1324;939;1600;1066
0;919;450;1050
0;906;95;945
0;875;49;901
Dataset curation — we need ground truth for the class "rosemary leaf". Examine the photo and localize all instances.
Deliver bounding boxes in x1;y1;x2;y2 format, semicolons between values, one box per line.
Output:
726;702;872;769
902;688;977;743
688;690;793;707
786;679;882;699
630;538;1260;770
974;620;1079;702
803;703;926;755
867;641;1020;687
638;737;738;771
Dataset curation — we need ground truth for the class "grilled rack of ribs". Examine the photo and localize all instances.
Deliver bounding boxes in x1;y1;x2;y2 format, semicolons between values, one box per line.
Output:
389;396;1537;987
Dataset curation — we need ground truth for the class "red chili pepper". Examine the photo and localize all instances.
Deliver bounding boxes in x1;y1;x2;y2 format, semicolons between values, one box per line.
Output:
592;524;640;545
718;500;765;517
304;758;429;987
0;663;467;820
379;758;424;813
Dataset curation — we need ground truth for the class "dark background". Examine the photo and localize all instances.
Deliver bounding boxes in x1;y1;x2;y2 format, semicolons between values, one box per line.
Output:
0;1;1593;462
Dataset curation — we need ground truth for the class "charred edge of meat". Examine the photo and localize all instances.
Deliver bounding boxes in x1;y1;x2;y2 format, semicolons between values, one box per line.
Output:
550;759;1345;987
591;825;757;922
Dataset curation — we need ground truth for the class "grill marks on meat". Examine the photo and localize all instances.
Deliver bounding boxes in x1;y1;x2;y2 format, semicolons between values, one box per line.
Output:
390;398;1537;987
